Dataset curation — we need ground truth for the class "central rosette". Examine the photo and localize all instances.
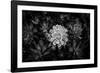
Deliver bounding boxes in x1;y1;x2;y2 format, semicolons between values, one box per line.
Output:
47;25;68;47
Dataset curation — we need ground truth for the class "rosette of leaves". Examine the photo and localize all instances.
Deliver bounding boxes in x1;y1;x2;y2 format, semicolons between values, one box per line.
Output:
23;14;59;61
66;18;83;58
67;17;90;59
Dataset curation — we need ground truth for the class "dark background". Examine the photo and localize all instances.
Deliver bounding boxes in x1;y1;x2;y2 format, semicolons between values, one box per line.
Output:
22;10;90;62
